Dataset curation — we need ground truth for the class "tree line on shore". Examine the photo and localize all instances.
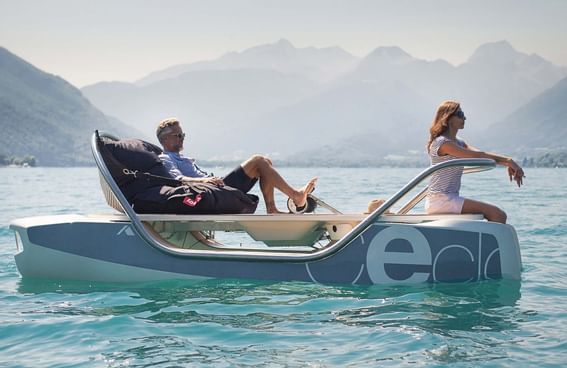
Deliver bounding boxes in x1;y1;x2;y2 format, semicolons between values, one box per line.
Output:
522;150;567;168
0;154;37;167
1;152;564;168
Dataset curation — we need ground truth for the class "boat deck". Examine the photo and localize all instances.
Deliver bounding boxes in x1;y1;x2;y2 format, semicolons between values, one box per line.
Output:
91;212;485;247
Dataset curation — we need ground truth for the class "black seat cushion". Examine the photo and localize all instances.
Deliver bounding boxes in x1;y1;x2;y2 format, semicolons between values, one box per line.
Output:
97;134;258;214
104;138;163;171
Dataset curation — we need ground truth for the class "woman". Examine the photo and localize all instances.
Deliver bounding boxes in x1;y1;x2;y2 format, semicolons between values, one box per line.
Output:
426;100;524;223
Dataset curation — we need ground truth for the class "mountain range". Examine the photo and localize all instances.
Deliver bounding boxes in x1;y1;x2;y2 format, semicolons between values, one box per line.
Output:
136;39;359;85
0;47;137;166
81;39;567;163
1;39;566;167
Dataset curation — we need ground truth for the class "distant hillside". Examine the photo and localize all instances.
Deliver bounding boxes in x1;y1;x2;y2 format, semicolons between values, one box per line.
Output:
225;78;432;163
482;76;567;156
82;68;321;156
135;39;359;85
0;47;138;166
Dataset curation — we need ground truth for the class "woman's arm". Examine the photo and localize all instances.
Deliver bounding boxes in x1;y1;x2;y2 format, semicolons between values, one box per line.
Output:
440;142;525;187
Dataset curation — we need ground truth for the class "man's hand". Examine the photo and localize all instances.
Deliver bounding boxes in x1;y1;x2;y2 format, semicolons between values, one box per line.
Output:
181;176;224;187
203;176;224;187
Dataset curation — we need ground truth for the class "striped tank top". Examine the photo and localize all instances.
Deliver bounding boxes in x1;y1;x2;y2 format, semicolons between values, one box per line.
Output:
428;136;466;195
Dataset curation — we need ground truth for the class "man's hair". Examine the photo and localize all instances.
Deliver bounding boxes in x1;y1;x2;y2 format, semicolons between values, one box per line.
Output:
156;118;180;143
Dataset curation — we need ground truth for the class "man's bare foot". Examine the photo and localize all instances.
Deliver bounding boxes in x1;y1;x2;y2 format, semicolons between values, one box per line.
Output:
291;177;318;208
266;208;288;214
265;200;287;214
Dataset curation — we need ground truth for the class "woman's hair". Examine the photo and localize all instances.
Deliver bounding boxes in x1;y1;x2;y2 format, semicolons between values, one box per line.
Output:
427;100;461;151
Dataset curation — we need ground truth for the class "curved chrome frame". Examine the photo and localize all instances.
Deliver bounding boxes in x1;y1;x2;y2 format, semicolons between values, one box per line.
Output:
91;131;496;261
395;165;494;215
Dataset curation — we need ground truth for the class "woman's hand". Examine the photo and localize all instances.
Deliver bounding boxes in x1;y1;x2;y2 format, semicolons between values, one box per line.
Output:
507;160;525;187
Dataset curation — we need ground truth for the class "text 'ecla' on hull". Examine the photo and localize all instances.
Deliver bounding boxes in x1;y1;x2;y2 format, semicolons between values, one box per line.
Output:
9;132;522;285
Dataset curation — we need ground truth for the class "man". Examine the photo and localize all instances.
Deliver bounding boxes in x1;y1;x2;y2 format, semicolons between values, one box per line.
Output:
156;118;317;214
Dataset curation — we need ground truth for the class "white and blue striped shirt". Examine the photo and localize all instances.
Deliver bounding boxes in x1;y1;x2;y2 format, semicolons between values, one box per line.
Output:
428;136;466;195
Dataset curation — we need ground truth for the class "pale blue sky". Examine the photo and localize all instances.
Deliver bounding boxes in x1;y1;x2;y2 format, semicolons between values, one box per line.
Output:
1;0;566;87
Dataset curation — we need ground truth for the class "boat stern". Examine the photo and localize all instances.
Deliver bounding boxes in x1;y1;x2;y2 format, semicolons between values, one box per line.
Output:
419;218;522;281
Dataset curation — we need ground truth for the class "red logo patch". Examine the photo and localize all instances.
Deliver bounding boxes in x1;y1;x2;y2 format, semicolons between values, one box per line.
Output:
183;194;202;207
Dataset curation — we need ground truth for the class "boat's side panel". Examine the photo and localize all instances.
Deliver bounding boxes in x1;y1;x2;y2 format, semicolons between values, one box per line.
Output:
15;242;211;282
11;217;521;284
14;221;314;282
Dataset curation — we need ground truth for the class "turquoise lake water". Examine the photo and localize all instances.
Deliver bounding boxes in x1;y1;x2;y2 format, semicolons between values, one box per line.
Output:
1;167;566;367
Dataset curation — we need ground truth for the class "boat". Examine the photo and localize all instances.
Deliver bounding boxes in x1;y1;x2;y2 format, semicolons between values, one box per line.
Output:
9;132;522;284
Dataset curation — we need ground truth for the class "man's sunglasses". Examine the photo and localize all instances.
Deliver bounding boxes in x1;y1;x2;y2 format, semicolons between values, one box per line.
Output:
452;110;466;119
167;133;186;139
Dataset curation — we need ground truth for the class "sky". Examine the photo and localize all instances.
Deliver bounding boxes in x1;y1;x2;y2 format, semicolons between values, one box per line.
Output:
1;0;566;87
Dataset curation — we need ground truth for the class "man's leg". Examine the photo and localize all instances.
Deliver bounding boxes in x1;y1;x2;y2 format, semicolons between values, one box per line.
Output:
240;155;317;214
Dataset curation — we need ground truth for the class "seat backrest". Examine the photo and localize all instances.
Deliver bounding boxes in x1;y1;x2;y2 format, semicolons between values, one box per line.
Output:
98;171;125;213
92;131;128;213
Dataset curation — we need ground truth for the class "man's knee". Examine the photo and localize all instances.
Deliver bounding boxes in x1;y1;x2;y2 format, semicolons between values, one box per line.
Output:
241;155;272;178
248;154;272;168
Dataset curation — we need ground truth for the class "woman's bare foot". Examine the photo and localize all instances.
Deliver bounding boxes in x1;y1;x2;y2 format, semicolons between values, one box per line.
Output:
364;198;392;214
291;177;318;209
365;199;385;214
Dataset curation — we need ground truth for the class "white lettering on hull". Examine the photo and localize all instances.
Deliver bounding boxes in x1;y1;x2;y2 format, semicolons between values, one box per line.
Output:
366;225;500;283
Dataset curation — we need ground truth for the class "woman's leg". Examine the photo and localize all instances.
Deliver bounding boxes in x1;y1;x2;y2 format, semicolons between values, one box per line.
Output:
462;198;507;223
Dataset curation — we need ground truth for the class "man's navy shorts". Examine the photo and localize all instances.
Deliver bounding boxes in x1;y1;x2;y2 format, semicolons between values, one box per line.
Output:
223;166;258;193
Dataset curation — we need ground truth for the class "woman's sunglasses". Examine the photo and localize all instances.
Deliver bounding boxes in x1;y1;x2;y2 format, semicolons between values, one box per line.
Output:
452;110;466;119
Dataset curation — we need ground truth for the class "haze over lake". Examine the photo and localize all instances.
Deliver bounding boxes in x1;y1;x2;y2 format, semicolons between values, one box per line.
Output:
2;1;567;167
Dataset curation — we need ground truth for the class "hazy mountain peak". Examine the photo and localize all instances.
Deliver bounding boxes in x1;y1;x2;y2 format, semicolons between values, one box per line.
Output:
364;46;414;64
226;38;356;62
275;38;294;48
523;52;548;67
468;40;522;64
234;38;296;57
350;46;419;81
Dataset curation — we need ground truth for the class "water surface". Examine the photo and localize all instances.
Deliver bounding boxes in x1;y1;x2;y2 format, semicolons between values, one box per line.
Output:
1;167;565;367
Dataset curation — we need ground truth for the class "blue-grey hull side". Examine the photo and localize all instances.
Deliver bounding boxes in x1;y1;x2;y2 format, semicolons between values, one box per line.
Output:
13;219;521;284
